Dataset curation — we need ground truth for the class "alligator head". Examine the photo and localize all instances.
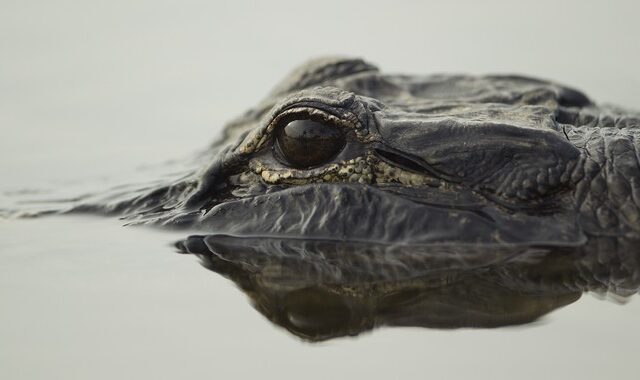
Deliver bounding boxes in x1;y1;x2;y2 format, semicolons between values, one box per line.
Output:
56;57;640;246
12;57;640;340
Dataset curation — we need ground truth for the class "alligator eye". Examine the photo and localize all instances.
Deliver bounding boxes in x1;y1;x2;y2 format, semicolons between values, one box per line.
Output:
275;119;345;168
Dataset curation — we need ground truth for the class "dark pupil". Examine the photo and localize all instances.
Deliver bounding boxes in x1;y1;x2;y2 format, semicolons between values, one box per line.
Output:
275;119;345;168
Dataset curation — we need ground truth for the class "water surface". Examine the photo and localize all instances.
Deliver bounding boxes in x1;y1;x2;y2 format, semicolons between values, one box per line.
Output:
2;1;640;378
1;217;639;379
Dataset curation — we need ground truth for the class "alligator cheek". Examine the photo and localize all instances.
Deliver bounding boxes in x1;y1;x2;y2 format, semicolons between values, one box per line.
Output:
193;184;586;246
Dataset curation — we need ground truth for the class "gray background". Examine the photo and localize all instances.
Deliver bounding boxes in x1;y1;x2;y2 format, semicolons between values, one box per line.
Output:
1;1;639;379
3;0;639;184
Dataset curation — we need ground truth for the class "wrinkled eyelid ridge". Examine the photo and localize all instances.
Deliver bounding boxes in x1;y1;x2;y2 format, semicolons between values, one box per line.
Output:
267;106;358;134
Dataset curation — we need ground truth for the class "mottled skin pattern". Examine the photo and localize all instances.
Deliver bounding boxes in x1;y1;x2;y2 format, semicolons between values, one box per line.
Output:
83;57;640;247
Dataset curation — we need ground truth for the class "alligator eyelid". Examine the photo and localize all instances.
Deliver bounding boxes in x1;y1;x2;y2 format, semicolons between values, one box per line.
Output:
268;106;359;134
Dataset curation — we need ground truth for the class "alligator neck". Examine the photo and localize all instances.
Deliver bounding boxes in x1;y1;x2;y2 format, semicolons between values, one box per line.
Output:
568;125;640;236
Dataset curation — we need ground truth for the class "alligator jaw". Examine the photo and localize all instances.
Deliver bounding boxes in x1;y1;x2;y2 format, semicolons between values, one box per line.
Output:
191;183;586;246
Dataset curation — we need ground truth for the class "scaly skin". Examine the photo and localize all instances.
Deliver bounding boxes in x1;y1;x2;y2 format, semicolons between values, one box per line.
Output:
50;57;640;245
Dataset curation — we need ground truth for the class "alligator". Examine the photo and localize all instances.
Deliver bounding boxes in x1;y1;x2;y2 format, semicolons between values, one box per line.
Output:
53;56;640;247
13;57;640;339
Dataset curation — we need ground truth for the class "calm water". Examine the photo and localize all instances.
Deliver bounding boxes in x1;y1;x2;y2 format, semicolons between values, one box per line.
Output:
2;217;640;379
0;217;640;379
2;1;639;379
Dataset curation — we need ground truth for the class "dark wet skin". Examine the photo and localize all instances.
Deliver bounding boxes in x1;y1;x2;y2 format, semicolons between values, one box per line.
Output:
24;57;640;340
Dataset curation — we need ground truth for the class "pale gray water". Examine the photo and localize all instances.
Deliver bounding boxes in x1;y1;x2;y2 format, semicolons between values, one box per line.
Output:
2;1;640;379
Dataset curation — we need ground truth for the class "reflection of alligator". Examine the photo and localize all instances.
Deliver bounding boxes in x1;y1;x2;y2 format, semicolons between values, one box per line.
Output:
177;235;639;341
51;56;640;246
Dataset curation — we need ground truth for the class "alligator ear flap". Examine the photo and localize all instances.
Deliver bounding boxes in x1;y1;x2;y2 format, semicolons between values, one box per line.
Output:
379;113;582;201
426;126;582;201
268;56;378;96
475;128;581;200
